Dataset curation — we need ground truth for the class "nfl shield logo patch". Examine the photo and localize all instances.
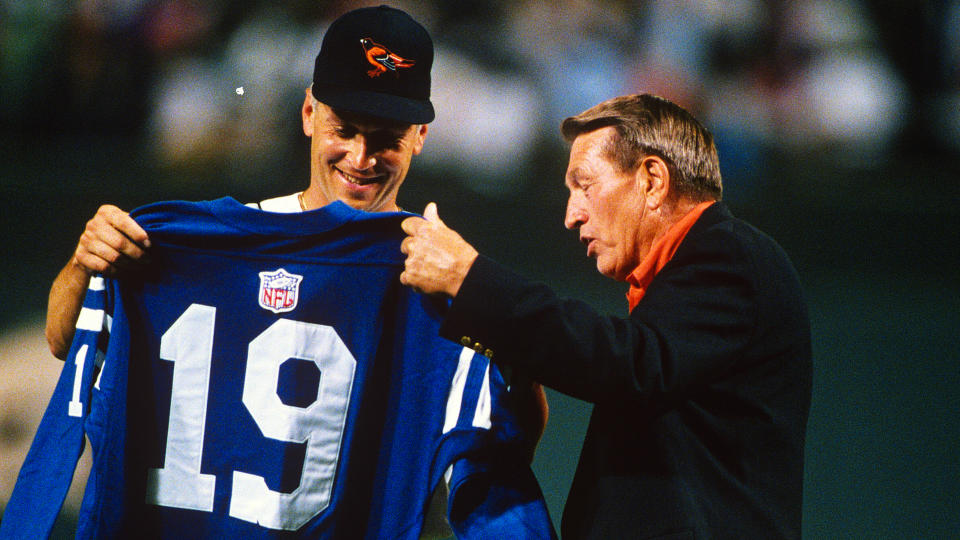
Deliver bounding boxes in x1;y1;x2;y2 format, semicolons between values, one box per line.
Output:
258;268;303;313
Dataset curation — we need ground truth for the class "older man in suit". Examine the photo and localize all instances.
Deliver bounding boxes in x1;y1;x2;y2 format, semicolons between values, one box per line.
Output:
400;93;812;539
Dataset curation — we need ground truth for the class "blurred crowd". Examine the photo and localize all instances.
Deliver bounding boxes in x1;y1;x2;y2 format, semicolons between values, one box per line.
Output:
2;0;957;201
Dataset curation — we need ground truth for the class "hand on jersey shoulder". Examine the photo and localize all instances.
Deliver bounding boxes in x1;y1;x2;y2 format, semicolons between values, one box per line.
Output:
400;203;478;298
74;204;152;277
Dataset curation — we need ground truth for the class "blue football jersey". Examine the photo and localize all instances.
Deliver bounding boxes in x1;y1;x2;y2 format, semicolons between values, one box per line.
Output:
2;198;555;539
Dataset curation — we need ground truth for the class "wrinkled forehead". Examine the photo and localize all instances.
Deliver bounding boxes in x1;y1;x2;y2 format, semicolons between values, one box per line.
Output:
565;128;619;179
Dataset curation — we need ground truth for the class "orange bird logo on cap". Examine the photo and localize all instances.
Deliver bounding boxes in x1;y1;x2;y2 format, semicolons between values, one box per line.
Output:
360;38;415;78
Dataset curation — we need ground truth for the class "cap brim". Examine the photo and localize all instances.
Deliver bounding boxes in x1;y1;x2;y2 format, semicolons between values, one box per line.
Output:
312;85;434;124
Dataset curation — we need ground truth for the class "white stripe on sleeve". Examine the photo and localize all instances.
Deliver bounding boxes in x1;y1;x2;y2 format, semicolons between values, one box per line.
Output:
442;348;474;435
472;362;492;430
75;308;105;332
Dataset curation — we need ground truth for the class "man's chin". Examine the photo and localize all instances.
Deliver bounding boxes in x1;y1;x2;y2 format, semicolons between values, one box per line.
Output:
595;260;620;280
348;197;395;213
338;193;379;211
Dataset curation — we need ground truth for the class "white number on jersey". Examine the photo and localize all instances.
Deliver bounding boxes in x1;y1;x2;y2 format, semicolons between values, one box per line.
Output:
144;304;357;531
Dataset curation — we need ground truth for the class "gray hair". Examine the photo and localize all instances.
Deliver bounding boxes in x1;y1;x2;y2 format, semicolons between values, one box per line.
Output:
561;94;722;202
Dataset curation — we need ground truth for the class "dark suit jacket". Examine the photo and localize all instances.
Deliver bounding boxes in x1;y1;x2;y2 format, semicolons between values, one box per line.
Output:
440;202;812;539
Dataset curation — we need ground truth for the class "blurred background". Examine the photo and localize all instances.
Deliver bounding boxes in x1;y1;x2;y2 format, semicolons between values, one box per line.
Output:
1;0;958;537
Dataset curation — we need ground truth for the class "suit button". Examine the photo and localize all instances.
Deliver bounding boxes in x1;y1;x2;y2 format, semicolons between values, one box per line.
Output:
460;336;472;347
483;349;494;359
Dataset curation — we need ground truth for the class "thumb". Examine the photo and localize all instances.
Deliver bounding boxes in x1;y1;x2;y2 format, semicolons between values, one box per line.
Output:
423;202;443;225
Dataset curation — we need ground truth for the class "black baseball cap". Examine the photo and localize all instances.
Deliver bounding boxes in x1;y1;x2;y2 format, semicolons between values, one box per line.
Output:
312;5;434;124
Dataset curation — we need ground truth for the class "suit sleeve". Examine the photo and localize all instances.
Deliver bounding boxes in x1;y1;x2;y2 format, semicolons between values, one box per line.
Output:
439;226;762;407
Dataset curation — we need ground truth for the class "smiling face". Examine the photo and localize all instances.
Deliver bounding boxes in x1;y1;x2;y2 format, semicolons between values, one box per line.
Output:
301;91;428;212
563;127;655;281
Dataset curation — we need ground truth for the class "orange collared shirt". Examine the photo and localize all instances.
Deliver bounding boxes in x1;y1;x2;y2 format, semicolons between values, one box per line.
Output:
626;201;715;312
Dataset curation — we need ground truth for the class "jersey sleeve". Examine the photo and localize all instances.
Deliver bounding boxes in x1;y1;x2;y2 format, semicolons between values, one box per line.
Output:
0;277;110;539
436;348;557;539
